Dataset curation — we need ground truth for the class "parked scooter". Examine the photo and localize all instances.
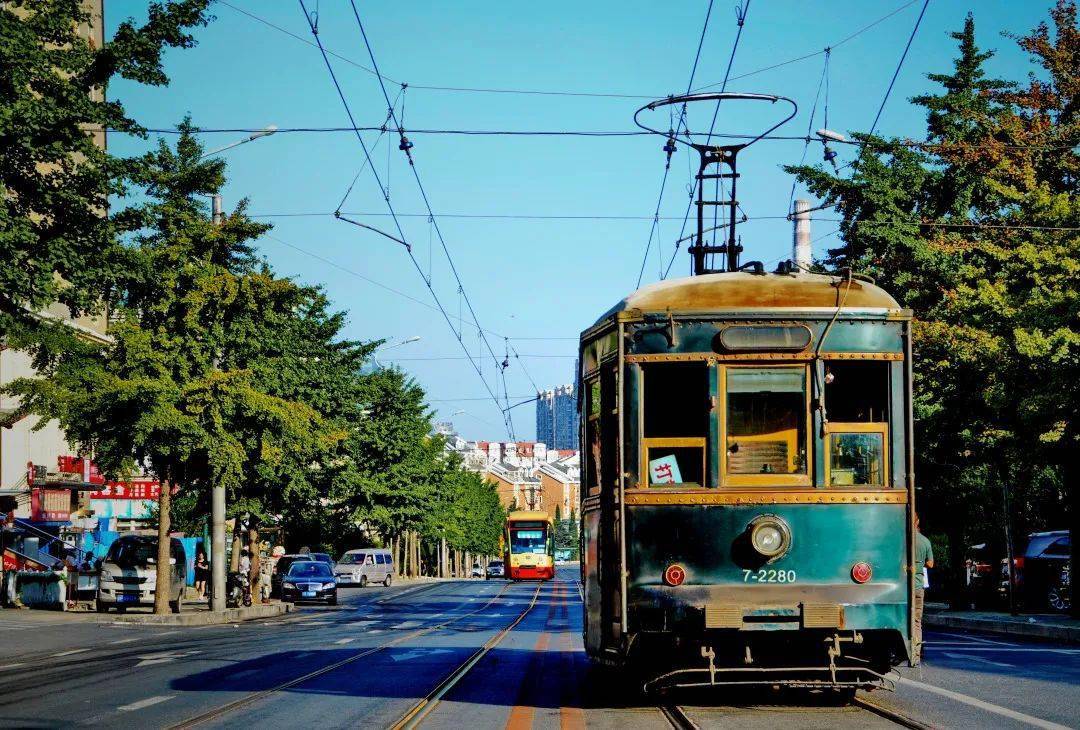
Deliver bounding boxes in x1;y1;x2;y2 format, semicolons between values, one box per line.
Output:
227;570;252;608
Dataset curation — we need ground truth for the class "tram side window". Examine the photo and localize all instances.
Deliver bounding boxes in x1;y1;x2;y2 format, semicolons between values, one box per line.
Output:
725;366;808;479
585;378;601;496
824;361;889;487
641;362;707;487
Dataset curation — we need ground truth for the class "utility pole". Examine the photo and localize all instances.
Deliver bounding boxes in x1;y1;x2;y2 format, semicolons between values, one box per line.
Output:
210;191;226;613
197;127;276;612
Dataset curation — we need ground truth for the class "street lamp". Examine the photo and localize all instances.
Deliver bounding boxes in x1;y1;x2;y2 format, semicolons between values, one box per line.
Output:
198;125;278;224
370;336;421;369
196;123;276;613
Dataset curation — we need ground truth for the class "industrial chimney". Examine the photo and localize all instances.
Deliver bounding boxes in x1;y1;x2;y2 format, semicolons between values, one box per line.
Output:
792;199;812;271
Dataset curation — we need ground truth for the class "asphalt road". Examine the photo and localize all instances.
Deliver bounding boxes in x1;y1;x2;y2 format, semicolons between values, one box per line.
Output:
0;566;1075;729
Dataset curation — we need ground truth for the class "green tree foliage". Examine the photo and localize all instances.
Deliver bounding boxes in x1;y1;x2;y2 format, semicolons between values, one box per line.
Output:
0;0;210;349
7;125;336;611
786;3;1079;600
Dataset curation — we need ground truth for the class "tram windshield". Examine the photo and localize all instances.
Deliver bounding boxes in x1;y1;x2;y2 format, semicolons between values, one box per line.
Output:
725;367;807;475
510;529;549;555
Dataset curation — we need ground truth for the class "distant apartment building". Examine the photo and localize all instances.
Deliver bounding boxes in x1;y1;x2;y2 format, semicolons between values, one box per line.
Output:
440;426;580;522
535;384;578;451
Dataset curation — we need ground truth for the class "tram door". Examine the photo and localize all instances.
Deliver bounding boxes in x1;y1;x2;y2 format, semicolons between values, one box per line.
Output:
598;364;622;650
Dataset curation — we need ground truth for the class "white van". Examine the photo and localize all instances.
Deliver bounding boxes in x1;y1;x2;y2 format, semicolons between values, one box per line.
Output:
335;548;393;587
96;534;187;613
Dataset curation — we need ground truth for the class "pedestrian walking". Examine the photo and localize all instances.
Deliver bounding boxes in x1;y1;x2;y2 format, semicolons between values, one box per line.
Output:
914;514;934;662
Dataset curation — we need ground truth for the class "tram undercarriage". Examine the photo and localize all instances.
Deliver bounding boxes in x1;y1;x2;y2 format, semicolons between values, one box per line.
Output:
629;628;902;694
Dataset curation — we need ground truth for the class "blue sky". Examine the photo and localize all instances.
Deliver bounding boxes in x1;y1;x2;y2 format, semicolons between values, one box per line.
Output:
105;0;1052;440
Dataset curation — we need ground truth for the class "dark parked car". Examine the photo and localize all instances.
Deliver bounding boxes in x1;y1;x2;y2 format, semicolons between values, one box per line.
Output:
485;559;505;579
280;560;337;605
1023;531;1071;612
271;554;315;598
310;552;335;570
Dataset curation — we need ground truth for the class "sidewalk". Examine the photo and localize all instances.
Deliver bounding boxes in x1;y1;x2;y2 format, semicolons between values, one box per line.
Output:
925;605;1080;644
112;601;291;626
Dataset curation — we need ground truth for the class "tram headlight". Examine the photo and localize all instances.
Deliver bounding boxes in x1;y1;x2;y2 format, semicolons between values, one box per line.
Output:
748;515;792;560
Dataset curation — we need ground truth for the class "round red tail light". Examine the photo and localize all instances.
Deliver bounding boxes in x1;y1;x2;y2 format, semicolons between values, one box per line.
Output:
851;562;873;584
663;564;686;586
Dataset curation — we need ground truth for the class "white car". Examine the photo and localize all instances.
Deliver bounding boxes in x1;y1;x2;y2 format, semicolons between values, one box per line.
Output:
470;563;484;578
334;548;394;587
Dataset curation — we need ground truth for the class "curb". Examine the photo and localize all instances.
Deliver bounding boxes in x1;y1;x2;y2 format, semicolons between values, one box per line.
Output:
112;602;292;626
925;612;1080;644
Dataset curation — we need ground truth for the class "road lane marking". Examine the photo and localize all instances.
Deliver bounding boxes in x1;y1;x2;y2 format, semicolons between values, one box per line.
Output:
334;638;356;645
169;583;514;729
119;695;174;712
942;651;1014;668
506;585;563;730
936;631;1017;647
0;663;26;671
391;621;421;629
897;677;1071;730
110;637;141;645
52;648;90;657
348;620;376;628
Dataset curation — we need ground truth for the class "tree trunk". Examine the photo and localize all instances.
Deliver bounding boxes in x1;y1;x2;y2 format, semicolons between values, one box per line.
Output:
414;532;421;577
440;538;447;578
153;481;172;615
229;519;243;572
248;524;261;599
391;534;399;577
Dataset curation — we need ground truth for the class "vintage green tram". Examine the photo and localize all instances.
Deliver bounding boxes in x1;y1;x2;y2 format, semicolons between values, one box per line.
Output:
578;271;916;691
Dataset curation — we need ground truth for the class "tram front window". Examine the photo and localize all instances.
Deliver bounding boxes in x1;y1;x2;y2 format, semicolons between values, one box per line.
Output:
641;362;708;487
511;529;548;555
828;430;885;486
725;367;807;475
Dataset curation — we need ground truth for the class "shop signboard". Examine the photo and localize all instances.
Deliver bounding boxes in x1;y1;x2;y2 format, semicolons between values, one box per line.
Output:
30;489;71;522
89;481;161;500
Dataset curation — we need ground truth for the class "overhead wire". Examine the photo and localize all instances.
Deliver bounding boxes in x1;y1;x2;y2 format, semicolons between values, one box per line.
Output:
635;0;718;290
296;0;513;438
662;0;753;279
787;50;831;216
691;0;919;91
867;0;932;140
222;0;918;102
109;125;1074;152
345;0;516;436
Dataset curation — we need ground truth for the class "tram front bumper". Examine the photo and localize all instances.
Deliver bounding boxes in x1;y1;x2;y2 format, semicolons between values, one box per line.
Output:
510;565;553;580
630;582;905;633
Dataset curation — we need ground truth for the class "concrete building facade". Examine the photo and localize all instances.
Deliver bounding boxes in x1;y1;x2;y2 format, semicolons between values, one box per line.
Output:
535;384;578;451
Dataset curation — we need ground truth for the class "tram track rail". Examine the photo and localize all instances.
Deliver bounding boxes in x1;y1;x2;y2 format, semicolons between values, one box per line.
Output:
167;581;517;729
661;694;932;730
390;581;545;729
853;694;936;729
659;704;700;730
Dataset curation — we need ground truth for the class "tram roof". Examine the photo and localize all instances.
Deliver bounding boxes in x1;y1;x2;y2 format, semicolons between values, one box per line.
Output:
597;272;902;323
507;510;552;523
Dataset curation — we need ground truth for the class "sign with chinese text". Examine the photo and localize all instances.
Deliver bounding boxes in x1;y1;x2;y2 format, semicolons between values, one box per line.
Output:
89;481;161;500
648;455;682;485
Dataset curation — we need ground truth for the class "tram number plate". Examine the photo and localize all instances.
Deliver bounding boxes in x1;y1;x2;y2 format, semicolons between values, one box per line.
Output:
743;569;796;583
